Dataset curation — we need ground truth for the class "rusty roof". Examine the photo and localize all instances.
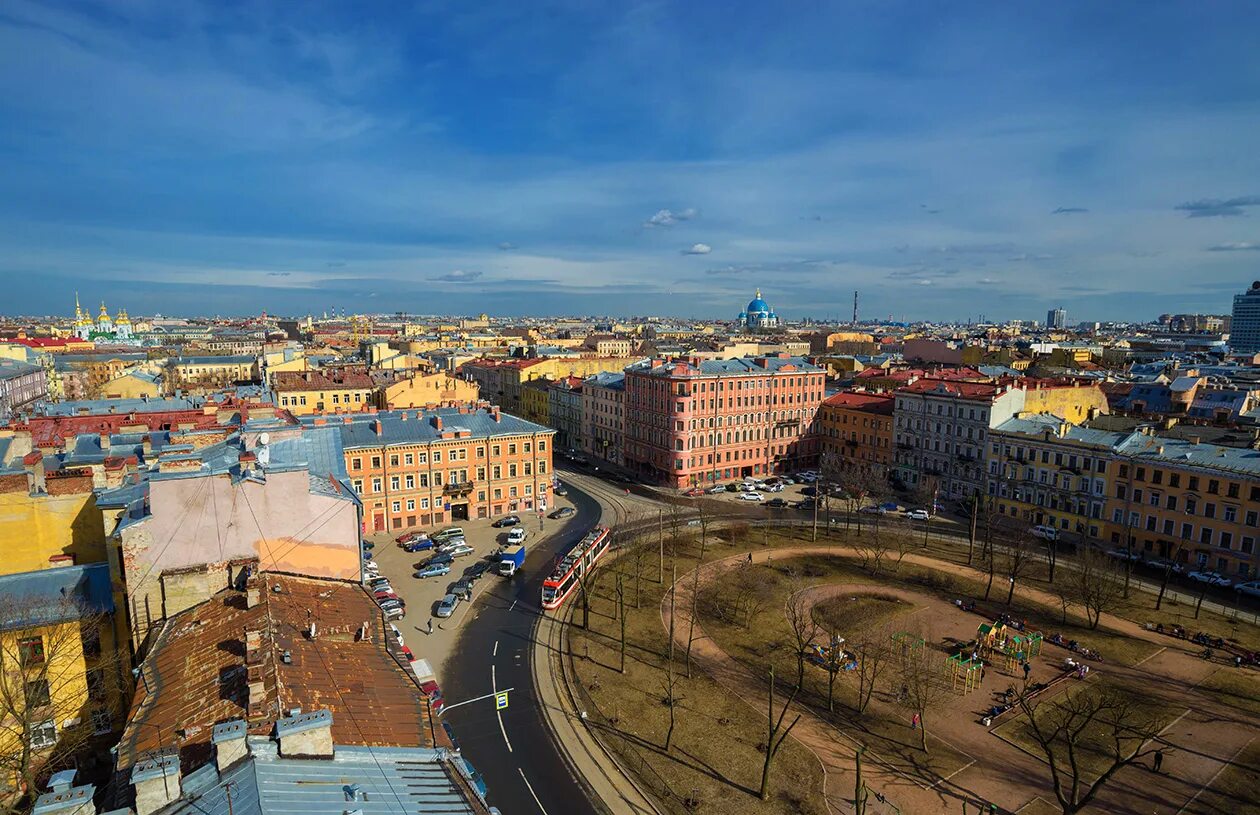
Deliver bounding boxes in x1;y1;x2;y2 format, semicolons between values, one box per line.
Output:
117;573;434;773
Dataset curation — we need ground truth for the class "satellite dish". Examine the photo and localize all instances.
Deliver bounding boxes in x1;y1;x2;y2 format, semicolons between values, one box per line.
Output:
259;432;270;446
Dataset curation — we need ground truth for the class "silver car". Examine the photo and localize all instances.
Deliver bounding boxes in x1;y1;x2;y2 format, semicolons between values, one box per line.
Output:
435;593;460;618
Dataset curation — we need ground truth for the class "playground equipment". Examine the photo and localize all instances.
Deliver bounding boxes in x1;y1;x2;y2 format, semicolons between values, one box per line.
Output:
806;640;856;672
944;653;981;693
976;620;1043;674
890;630;925;656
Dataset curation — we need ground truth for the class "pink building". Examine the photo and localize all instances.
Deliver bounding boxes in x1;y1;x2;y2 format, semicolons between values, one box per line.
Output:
582;371;625;465
623;355;827;489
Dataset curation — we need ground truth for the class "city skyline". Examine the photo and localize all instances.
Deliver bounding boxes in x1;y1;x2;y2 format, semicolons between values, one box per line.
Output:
2;2;1259;320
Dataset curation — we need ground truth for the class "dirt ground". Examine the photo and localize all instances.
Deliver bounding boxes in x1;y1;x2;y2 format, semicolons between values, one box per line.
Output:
661;541;1260;815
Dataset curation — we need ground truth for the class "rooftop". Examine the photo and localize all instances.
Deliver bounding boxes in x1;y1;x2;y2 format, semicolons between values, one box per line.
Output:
272;369;375;391
822;391;895;413
317;406;553;449
116;574;434;773
628;354;823;378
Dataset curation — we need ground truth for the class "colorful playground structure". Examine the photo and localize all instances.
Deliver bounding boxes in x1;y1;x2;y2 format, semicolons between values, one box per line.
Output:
806;637;856;672
976;619;1043;673
945;653;981;693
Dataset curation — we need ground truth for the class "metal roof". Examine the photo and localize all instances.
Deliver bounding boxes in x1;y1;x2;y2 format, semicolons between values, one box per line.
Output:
0;563;114;630
316;407;553;450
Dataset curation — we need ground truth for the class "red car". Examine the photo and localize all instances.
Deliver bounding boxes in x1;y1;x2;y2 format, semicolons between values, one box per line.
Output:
374;591;405;608
684;487;706;497
420;679;444;713
396;531;427;546
400;645;416;662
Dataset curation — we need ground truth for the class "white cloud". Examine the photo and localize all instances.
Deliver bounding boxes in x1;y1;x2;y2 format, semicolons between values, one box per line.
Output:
1207;242;1260;252
644;207;698;227
683;242;712;255
432;269;483;282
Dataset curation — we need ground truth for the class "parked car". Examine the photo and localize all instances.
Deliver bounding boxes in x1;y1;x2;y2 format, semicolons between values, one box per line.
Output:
362;541;376;550
794;499;817;510
1031;525;1060;541
1188;570;1232;587
1144;557;1184;575
420;679;445;713
437;536;468;552
492;515;521;528
765;498;790;508
432;527;465;542
400;645;416;662
378;599;404;617
740;482;758;492
906;509;931;521
684;487;706;497
860;505;887;515
362;559;380;572
403;538;435;552
879;502;900;512
415;563;451;579
435;593;460;618
709;485;728;494
368;576;392;590
1235;581;1260;599
397;531;425;545
759;483;784;492
425;552;455;567
738;491;763;502
553;483;568;496
549;506;576;519
800;486;818;497
507;527;527;545
1105;547;1140;562
389;623;404;646
375;590;403;606
465;561;492;581
779;477;795;485
446;543;476;558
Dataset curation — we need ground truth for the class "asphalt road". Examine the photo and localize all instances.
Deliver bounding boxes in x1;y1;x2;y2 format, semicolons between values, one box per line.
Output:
442;484;605;815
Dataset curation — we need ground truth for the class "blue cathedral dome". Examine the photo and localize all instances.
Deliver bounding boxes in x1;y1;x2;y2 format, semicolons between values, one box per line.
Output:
746;290;771;314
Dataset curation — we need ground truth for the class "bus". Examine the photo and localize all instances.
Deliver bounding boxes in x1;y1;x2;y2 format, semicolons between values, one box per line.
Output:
541;526;611;610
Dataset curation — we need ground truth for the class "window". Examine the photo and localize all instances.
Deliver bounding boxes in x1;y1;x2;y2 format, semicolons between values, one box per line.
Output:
29;720;56;750
1170;473;1180;488
371;456;382;468
91;709;112;736
1181;522;1193;540
1200;527;1213;545
390;455;400;467
1185;498;1196;515
18;636;44;665
1189;476;1199;491
25;679;50;709
351;457;362;470
406;499;415;511
1167;495;1178;511
1220;531;1233;550
371;477;382;493
1208;479;1220;495
1205;502;1216;519
391;501;401;512
1228;482;1239;498
1224;506;1237;523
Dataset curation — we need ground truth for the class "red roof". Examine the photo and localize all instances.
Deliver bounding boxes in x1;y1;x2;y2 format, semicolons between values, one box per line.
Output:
897;378;1003;399
273;369;376;391
822;391;895;413
11;337;82;348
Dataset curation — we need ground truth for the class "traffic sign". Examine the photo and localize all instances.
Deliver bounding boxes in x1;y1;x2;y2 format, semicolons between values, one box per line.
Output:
495;692;509;710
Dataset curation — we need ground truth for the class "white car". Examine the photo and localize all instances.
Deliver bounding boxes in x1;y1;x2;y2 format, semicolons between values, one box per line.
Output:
905;509;930;521
738;491;763;501
507;527;527;545
446;543;476;558
708;485;727;494
739;483;758;492
1187;570;1232;587
1030;525;1060;541
797;472;818;482
1234;581;1260;599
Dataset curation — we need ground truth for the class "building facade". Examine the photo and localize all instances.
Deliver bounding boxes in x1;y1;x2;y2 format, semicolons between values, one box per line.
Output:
1231;281;1260;354
582;372;625;466
547;376;584;451
273;368;375;414
333;405;555;532
622;355;826;489
0;359;46;418
818;391;895;475
1046;307;1067;330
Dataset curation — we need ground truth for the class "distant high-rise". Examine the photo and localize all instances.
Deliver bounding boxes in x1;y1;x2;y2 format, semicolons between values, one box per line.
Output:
1046;307;1067;330
1231;282;1260;353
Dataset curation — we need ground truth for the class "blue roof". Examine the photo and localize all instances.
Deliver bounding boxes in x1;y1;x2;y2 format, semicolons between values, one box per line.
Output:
37;396;204;416
0;358;41;379
174;355;257;365
0;563;114;630
169;739;482;815
629;356;822;378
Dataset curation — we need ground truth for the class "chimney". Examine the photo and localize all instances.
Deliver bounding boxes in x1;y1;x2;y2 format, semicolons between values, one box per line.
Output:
245;583;260;610
400;411;408;421
432;415;443;431
493;407;501;422
130;753;181;815
372;419;383;436
141;434;153;457
212;720;249;772
99;430;111;449
23;451;46;495
275;709;334;758
1189;435;1201;445
32;783;95;815
245;628;262;664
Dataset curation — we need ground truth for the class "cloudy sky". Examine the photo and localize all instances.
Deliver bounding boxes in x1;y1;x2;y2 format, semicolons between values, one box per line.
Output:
3;1;1259;322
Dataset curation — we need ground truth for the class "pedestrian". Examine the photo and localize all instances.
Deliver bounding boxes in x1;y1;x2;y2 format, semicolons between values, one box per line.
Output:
747;552;753;565
980;663;986;683
1023;661;1031;681
911;712;920;730
427;619;434;635
1153;749;1164;773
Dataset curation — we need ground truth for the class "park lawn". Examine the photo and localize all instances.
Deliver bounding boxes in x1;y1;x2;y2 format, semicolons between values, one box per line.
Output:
1197;667;1260;717
698;554;974;785
568;539;829;815
1183;739;1260;815
812;593;911;635
990;676;1185;785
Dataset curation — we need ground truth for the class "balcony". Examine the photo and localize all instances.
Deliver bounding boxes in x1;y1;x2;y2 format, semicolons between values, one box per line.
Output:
443;481;475;496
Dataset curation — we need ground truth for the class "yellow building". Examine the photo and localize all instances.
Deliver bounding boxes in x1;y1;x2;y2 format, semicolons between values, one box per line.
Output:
1020;381;1109;423
519;378;552;426
100;367;163;399
461;357;629;415
273;368;378;414
382;371;479;409
169;355;260;393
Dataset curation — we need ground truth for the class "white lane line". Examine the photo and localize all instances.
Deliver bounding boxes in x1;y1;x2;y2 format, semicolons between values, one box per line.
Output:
493;640;499;657
509;598;518;612
492;663;513;753
518;767;550;815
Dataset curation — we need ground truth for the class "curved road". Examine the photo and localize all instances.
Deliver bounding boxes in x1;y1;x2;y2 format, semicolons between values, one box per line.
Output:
442;479;606;814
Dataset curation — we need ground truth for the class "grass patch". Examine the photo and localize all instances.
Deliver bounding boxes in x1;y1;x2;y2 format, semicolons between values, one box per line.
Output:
568;538;828;815
1197;668;1260;717
811;593;909;635
991;677;1184;784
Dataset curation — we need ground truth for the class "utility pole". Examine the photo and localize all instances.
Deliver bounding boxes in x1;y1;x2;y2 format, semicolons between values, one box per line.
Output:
658;508;665;584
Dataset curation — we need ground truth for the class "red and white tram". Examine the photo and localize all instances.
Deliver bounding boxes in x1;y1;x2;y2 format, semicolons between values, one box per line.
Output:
541;526;611;610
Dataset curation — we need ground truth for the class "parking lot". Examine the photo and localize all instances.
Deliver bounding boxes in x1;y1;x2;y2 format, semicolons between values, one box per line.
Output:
362;491;580;672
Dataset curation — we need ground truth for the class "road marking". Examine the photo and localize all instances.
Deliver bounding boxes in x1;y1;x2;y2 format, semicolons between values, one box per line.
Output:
518;767;550;815
493;640;499;657
509;598;518;612
1177;735;1254;814
492;664;513;753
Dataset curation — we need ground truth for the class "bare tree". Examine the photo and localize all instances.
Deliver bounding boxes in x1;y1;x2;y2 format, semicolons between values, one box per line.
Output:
784;582;821;690
0;598;121;814
1017;685;1166;814
684;506;711;679
662;562;680;751
1004;531;1035;607
851;520;889;576
898;632;949;754
729;563;772;629
1071;548;1126;630
615;572;627;674
851;624;892;715
759;665;802;800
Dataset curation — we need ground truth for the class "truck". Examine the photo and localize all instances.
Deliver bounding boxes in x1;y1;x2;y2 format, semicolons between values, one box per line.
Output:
499;544;526;577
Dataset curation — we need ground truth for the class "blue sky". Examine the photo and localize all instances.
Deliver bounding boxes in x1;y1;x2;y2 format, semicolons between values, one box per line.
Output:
2;1;1259;322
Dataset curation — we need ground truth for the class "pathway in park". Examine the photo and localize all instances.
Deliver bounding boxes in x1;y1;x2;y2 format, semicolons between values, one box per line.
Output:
661;543;1257;814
